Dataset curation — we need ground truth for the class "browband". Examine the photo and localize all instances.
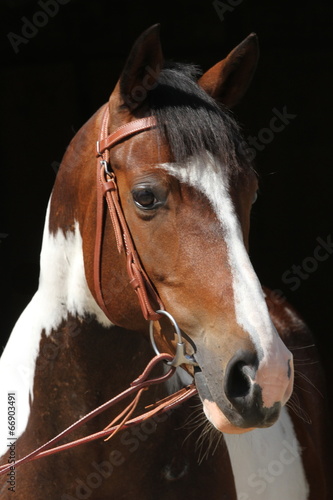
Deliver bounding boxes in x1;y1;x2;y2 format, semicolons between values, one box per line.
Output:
97;116;157;156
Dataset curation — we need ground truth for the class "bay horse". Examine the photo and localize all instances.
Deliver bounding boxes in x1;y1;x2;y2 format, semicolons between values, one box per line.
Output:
0;25;331;499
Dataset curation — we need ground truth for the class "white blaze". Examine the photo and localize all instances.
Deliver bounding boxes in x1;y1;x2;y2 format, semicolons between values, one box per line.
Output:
159;155;292;405
160;155;276;353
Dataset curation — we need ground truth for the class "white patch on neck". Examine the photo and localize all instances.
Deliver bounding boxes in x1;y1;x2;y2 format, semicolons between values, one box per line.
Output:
159;155;279;358
0;198;112;456
223;407;309;499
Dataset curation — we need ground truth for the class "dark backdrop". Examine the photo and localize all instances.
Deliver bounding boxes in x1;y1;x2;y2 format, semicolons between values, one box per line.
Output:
0;0;332;401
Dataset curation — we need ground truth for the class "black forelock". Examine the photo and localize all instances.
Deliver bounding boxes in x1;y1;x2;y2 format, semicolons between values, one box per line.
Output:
147;62;250;172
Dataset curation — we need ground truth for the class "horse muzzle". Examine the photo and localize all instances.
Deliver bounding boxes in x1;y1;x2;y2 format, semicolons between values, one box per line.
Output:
149;309;294;433
194;346;294;433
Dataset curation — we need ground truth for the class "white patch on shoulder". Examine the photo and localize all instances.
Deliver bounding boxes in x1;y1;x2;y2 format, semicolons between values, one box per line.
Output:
0;198;112;456
223;407;309;499
160;156;293;409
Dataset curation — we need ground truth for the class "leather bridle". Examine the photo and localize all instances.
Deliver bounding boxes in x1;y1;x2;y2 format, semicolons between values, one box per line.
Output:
94;104;198;367
0;105;200;477
0;354;197;476
94;106;163;322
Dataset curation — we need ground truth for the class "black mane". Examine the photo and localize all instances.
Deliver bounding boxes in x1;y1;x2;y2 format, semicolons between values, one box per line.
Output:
148;62;250;173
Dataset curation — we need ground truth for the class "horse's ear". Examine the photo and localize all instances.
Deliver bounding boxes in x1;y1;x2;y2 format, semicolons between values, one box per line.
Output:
198;33;259;108
113;24;164;111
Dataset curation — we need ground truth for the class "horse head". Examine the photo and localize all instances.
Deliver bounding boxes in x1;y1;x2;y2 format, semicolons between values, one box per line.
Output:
53;25;293;435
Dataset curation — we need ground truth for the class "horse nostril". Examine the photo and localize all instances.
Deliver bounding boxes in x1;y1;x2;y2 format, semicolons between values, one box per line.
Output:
225;350;258;402
226;361;251;398
223;350;282;428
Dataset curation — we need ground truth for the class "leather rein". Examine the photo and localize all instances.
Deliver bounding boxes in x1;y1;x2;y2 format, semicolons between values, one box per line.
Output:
0;105;198;476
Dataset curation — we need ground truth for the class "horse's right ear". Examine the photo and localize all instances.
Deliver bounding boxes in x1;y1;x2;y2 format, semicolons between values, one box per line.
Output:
198;33;259;108
111;24;164;111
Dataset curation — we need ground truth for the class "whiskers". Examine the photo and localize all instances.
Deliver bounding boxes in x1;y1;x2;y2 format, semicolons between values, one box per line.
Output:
286;343;323;424
196;420;224;464
289;344;318;367
180;402;224;464
294;369;323;397
286;392;312;424
290;343;323;397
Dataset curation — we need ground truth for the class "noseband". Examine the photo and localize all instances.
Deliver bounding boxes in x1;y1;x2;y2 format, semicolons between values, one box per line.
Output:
95;105;197;367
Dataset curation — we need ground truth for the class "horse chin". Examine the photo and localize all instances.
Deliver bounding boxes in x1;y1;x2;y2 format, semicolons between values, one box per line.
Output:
194;368;281;433
202;399;254;435
195;370;254;434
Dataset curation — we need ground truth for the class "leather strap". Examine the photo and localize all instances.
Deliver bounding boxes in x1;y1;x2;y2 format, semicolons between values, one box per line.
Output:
97;116;157;156
94;106;163;322
0;110;199;478
0;354;197;476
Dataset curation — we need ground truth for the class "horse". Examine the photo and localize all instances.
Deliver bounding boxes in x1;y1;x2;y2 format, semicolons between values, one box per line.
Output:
0;24;331;499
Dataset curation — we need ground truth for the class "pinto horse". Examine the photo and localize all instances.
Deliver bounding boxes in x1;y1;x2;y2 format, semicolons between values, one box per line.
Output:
0;25;331;499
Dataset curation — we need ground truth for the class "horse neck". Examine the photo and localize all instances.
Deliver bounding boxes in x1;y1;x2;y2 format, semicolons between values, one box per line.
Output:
0;197;156;456
35;105;153;372
37;108;111;330
0;108;156;454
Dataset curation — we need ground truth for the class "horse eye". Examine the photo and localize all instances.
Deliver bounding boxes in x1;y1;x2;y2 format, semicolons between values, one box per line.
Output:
132;188;159;210
252;191;258;205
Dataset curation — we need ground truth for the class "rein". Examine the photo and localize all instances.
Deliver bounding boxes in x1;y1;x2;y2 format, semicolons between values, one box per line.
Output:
0;354;197;476
0;105;199;476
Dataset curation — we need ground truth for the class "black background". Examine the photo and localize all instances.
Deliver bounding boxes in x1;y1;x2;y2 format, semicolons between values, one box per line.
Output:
0;0;332;403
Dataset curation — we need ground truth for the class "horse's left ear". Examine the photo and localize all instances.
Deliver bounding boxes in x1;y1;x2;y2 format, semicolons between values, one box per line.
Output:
198;33;259;108
111;24;164;111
